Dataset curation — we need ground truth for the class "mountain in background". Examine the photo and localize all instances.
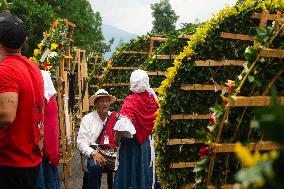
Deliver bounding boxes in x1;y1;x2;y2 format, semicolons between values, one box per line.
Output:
102;24;137;60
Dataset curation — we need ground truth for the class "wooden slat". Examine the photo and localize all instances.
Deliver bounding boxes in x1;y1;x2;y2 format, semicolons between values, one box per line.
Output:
102;67;166;75
63;55;73;59
213;141;278;153
106;67;139;70
150;36;167;42
171;114;210;120
181;84;224;91
148;38;154;57
183;184;246;189
101;83;129;87
250;12;277;20
260;48;284;58
178;34;192;39
220;32;254;41
167;139;203;145
121;51;148;55
153;54;178;60
228;96;284;107
194;60;245;67
146;71;167;76
170;162;196;169
251;11;278;28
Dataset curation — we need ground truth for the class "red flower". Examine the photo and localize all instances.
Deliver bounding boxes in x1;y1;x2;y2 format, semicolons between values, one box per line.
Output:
221;95;229;105
43;61;51;70
62;32;67;37
209;112;216;125
199;146;210;158
225;80;235;94
50;20;58;29
58;43;63;49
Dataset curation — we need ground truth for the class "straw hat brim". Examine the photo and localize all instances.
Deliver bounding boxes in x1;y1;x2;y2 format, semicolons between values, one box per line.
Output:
89;94;116;106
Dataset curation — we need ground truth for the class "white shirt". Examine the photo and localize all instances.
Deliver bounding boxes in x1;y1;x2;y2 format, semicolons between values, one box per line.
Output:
77;111;111;157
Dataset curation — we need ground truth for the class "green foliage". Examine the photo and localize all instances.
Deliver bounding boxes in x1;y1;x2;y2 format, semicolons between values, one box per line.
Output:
92;35;167;111
52;0;107;54
154;0;284;188
8;0;56;56
5;0;108;56
151;0;179;35
0;0;10;10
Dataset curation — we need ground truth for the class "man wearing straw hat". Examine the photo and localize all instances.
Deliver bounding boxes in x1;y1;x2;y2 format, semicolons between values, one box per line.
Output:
77;89;117;189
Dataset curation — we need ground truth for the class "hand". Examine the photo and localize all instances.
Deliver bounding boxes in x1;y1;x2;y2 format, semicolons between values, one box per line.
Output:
114;131;131;145
92;151;106;167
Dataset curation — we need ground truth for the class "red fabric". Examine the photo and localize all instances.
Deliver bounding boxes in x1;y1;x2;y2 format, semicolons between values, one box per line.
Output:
44;96;59;167
97;111;117;148
119;92;158;144
0;55;44;167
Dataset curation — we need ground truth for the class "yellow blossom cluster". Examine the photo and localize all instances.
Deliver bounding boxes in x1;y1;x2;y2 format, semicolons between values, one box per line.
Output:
235;142;278;167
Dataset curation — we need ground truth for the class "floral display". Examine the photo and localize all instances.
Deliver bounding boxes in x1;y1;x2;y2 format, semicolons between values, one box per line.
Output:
153;0;284;188
29;18;70;75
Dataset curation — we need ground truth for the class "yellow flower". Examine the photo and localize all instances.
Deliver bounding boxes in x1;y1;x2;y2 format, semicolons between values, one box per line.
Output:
34;49;40;56
50;43;58;50
38;43;43;49
235;142;257;167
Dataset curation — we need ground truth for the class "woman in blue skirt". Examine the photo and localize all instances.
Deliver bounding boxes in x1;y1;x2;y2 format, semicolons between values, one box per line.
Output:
113;69;159;189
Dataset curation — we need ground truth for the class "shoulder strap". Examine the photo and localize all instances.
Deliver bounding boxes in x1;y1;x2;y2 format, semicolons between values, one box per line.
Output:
96;112;115;144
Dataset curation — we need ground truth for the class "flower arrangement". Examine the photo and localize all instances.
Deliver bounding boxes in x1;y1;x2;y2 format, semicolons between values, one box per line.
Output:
29;18;70;74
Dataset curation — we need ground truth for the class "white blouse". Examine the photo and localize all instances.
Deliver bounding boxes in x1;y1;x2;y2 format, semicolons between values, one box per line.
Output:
113;115;136;136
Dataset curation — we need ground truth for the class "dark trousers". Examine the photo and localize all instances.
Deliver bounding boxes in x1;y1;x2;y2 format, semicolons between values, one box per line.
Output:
0;164;40;189
83;158;113;189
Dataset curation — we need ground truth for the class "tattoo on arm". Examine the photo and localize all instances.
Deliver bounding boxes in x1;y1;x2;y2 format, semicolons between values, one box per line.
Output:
7;99;17;104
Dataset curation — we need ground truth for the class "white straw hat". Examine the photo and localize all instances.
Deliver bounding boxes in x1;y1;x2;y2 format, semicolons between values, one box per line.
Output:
89;89;116;105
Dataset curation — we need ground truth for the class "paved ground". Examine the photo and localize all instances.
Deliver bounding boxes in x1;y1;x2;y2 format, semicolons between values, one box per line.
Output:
59;148;109;189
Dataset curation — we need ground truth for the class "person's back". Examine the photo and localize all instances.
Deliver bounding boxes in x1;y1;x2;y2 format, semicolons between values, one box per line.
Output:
0;11;45;189
0;55;44;167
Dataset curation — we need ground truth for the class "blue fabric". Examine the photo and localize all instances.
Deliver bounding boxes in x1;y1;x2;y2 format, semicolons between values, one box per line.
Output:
87;157;102;189
114;138;153;189
35;156;60;189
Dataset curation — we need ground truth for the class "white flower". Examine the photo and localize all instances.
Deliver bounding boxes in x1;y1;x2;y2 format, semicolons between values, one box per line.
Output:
48;52;58;58
238;74;243;81
243;62;249;73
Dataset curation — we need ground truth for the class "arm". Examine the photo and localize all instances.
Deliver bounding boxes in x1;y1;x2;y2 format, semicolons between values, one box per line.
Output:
77;115;106;166
77;116;95;157
113;115;136;145
0;92;18;130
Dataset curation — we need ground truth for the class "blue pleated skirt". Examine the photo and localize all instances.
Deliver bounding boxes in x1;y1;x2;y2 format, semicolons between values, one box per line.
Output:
114;137;153;189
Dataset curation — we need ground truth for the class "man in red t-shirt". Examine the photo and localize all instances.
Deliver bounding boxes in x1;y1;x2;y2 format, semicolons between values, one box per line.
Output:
0;11;45;189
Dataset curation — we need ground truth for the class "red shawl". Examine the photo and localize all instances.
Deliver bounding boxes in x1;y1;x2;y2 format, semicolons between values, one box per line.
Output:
119;92;158;144
44;96;59;166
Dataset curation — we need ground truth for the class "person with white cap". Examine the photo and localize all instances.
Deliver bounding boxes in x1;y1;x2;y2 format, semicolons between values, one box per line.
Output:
0;11;45;189
113;69;159;189
77;89;117;189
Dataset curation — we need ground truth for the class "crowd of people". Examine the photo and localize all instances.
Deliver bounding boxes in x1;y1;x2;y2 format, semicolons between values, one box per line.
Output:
0;11;161;189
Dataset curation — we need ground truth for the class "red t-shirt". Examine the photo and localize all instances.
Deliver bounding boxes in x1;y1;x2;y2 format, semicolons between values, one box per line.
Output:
0;55;45;167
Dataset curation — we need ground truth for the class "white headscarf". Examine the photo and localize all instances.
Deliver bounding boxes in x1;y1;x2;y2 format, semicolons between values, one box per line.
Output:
130;69;158;101
41;70;57;102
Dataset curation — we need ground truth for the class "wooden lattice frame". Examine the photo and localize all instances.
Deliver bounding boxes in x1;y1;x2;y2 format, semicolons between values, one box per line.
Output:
56;20;76;189
205;10;283;186
99;35;167;103
160;10;282;189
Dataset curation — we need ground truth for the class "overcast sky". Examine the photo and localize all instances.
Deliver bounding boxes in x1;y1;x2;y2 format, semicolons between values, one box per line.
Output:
90;0;237;35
